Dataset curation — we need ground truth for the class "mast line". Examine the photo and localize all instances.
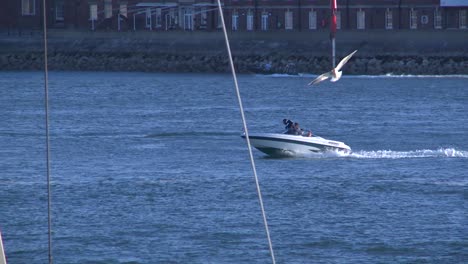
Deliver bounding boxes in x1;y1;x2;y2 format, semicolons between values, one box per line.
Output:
215;1;276;263
330;0;337;68
42;0;53;263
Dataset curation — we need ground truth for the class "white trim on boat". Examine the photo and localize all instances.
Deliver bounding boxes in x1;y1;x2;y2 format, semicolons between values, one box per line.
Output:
0;230;6;264
242;132;351;157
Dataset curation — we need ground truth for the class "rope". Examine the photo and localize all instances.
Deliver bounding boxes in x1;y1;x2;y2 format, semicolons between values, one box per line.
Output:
215;2;276;264
42;0;53;263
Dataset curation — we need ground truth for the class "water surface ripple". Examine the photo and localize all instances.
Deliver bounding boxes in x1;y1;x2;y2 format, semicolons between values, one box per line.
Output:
1;72;467;263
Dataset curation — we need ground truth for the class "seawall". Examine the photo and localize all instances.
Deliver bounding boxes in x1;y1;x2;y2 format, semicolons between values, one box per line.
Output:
1;30;467;75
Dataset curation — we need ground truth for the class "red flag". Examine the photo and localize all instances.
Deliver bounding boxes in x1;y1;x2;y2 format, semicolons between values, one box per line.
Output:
330;0;337;35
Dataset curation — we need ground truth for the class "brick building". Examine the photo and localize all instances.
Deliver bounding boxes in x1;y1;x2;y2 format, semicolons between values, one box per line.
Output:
0;0;467;31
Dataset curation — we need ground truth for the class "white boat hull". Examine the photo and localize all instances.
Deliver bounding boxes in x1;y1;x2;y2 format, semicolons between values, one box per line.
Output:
242;132;351;157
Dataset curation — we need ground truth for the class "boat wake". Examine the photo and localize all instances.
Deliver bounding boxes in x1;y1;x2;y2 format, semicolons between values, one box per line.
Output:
145;131;240;138
254;73;305;78
302;148;468;159
254;73;468;79
351;74;468;79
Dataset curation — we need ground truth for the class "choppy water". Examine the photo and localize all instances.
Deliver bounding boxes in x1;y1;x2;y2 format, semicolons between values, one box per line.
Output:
1;71;467;263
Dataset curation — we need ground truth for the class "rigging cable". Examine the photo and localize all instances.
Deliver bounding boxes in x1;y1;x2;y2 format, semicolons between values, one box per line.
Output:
215;1;276;264
42;0;53;263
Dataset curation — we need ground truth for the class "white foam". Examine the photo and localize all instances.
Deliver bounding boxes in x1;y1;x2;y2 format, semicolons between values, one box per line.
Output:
255;73;468;79
345;148;468;159
299;148;468;159
254;73;306;78
354;74;468;79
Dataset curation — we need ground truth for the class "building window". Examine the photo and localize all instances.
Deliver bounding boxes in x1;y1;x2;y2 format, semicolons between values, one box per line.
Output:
90;4;98;20
261;11;269;31
169;9;177;29
201;7;207;27
183;8;193;30
217;11;223;29
357;10;365;29
104;0;112;19
285;10;293;30
120;4;127;18
22;0;35;16
145;8;152;28
232;10;239;31
336;10;341;30
421;15;428;25
309;9;317;29
156;8;162;28
460;10;467;29
247;10;254;31
385;8;393;29
55;0;64;22
410;9;417;29
434;8;442;29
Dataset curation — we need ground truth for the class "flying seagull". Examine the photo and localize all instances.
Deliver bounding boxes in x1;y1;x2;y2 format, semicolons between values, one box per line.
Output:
308;50;357;85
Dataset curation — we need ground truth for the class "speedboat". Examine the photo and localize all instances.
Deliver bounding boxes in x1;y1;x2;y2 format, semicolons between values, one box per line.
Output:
241;132;351;157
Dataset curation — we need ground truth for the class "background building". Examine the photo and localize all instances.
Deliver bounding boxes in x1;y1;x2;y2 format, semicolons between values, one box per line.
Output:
0;0;467;32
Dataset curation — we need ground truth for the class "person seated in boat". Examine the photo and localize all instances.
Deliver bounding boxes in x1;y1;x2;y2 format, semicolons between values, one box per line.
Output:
284;119;297;134
283;119;293;130
293;122;304;136
305;130;313;137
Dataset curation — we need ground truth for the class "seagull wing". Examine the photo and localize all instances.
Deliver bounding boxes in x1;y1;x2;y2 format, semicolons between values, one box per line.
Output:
308;71;332;85
335;50;357;72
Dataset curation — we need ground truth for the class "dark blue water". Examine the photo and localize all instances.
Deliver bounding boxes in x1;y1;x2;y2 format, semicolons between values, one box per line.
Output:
1;71;467;263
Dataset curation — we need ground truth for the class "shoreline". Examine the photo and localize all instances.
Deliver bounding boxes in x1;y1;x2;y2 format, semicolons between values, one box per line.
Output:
1;52;466;75
1;30;467;75
2;70;468;78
